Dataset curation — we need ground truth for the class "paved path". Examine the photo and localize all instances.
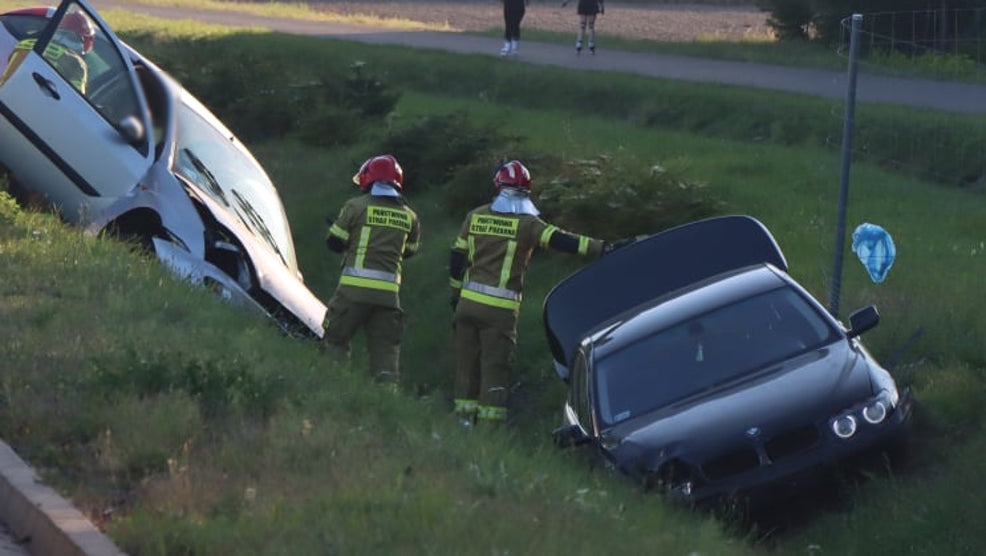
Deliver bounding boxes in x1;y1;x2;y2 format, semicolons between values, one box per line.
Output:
89;0;986;114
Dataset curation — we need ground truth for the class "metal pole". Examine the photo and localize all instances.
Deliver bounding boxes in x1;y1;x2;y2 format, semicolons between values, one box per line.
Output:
829;13;862;318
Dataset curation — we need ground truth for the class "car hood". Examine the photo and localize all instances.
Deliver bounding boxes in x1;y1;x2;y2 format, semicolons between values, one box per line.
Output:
191;182;327;337
605;340;876;469
544;216;787;372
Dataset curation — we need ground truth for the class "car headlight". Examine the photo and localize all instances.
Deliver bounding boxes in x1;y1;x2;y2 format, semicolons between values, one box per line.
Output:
675;480;694;498
862;398;889;424
832;415;858;439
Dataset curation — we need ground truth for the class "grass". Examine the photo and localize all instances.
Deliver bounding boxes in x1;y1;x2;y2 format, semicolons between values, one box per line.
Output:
92;0;986;81
2;5;986;556
103;0;456;31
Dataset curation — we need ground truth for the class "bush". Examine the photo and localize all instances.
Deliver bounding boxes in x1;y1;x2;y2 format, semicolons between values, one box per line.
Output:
134;36;399;146
756;0;818;40
535;154;726;239
377;112;521;193
441;161;505;217
759;0;986;49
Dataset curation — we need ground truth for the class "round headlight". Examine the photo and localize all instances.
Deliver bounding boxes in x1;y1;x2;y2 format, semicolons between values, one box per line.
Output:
862;400;888;424
832;415;858;439
677;480;693;497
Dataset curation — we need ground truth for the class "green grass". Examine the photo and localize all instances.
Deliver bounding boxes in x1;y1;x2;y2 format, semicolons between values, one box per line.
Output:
3;6;986;556
107;0;455;30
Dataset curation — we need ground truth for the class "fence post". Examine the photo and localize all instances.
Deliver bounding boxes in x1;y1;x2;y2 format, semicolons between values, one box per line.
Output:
829;13;863;318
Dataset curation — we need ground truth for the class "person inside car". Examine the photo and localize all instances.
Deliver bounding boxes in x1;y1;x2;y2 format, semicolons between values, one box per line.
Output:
1;10;95;93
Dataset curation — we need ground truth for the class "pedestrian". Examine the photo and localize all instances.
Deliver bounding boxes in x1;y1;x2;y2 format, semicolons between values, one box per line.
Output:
500;0;530;56
449;160;628;426
323;154;421;389
562;0;604;55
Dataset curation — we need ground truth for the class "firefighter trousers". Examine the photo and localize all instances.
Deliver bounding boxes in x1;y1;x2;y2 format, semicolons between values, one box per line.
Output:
453;298;518;411
324;291;403;384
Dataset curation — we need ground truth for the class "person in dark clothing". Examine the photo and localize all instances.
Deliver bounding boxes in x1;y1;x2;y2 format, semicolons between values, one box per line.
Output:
563;0;605;54
500;0;530;56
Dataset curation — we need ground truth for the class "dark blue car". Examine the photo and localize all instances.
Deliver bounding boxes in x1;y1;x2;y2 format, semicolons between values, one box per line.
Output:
546;215;912;504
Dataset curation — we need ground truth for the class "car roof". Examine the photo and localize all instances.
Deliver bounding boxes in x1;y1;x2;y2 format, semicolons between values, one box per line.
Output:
543;215;788;370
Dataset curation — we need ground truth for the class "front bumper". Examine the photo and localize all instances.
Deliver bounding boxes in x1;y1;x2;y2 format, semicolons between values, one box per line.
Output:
668;389;915;505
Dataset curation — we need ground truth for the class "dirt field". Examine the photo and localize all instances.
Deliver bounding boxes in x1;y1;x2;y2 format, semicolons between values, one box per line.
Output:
307;1;773;42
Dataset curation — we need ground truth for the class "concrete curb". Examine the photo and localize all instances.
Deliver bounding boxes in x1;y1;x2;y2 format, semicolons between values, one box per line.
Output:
0;442;125;556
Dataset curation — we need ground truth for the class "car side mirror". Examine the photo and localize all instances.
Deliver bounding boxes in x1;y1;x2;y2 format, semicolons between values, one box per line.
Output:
118;115;145;145
552;423;592;447
847;305;880;338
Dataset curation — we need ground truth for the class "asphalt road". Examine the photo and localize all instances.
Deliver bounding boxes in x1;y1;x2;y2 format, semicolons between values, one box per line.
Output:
88;0;986;115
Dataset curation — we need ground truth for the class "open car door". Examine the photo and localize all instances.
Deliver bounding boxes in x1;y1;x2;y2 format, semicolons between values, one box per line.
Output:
543;215;789;377
0;0;153;223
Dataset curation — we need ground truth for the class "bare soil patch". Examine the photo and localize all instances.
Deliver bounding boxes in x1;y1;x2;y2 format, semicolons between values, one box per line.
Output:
307;1;773;42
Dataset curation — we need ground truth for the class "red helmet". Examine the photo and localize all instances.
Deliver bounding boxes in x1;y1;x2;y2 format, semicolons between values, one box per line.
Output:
353;155;404;191
493;160;531;191
59;11;96;55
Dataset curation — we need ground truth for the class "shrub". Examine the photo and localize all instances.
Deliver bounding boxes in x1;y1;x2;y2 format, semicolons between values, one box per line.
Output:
535;154;726;239
441;161;505;217
756;0;818;40
135;37;399;146
377;112;520;193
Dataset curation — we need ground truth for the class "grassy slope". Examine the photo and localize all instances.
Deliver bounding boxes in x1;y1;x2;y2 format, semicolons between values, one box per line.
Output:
2;5;985;556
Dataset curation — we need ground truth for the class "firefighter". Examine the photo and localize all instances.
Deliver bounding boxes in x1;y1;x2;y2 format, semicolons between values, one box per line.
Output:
324;155;421;387
1;11;95;93
449;160;625;425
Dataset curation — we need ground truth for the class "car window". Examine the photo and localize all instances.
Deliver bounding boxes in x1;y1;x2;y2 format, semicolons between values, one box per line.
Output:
173;99;298;271
594;286;839;426
0;13;50;41
2;3;145;152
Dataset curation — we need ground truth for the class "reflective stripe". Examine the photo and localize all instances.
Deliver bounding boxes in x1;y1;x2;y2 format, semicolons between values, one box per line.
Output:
329;223;350;242
343;266;400;284
578;236;590;255
478;405;507;421
454;399;478;415
453;237;468;250
449;278;463;289
463;281;519;301
540;225;558;248
341;266;401;292
499;240;516;289
461;289;520;311
355;226;371;268
339;275;399;292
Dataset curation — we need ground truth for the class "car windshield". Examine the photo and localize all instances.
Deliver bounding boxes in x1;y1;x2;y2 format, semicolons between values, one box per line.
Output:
173;96;298;272
594;286;839;426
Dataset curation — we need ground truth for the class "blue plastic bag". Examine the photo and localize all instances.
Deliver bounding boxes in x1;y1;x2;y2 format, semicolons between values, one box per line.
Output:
851;223;896;283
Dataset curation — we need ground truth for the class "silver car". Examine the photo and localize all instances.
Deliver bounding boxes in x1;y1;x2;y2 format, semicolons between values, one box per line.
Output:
0;0;326;338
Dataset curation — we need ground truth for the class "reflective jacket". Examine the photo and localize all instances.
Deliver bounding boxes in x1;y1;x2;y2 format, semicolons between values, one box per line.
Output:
327;193;421;308
2;39;88;93
449;204;603;311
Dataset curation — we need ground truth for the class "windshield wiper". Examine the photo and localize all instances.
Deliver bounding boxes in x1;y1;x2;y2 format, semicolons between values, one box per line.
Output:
180;148;229;207
231;189;287;267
